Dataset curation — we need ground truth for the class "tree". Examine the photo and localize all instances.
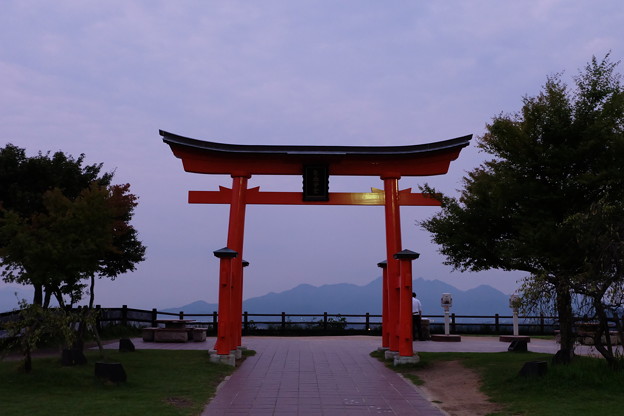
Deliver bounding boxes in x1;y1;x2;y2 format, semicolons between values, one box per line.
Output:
0;144;145;308
564;197;624;367
421;54;624;363
1;300;75;372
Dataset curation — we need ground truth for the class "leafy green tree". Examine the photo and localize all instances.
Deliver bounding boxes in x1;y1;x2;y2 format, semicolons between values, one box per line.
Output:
564;197;624;367
0;144;145;308
1;300;75;372
421;54;624;362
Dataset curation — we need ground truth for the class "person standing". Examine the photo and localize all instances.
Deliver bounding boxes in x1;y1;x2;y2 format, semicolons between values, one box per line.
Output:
412;292;423;341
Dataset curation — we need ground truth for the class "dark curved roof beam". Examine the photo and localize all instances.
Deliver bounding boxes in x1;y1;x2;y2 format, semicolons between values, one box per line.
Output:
160;130;472;177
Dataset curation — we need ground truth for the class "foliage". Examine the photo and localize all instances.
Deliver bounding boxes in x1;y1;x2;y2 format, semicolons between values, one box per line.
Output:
306;314;348;331
0;144;146;308
421;54;624;363
377;349;624;415
0;350;236;416
433;351;624;415
1;300;75;372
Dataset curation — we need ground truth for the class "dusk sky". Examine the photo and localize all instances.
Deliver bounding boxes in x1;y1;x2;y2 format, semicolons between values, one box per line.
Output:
1;1;622;310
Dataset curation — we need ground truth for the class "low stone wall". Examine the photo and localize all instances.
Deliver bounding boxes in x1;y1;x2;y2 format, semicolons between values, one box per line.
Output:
141;327;207;342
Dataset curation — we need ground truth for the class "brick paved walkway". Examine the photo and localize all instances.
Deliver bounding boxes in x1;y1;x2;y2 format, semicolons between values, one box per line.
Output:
201;336;444;415
104;335;605;415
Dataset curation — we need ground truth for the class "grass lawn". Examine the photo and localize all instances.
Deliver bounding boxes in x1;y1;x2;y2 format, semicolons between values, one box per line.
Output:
374;350;624;415
0;349;236;416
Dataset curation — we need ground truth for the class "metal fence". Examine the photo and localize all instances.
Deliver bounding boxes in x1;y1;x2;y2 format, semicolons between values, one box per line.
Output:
3;305;622;336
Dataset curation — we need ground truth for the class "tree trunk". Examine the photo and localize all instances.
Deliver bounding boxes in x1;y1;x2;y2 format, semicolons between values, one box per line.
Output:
33;284;43;306
89;274;95;309
592;299;618;369
43;289;52;309
24;347;32;373
53;289;66;309
554;286;575;364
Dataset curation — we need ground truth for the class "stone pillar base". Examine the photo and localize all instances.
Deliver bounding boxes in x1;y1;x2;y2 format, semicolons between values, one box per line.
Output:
208;350;236;366
393;354;420;366
233;348;243;359
377;347;389;353
384;350;399;360
499;335;531;343
431;334;462;342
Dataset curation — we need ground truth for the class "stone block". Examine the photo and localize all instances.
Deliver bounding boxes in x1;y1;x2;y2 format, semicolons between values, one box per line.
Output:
119;338;135;352
499;335;531;343
208;351;236;366
95;361;127;383
142;328;156;342
393;354;420;366
431;334;462;342
519;361;547;377
192;328;207;342
154;329;188;342
508;339;528;352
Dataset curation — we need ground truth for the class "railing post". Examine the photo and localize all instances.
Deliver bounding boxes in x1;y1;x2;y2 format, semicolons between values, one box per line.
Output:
323;312;328;331
451;313;456;333
179;311;184;320
151;308;158;327
243;311;248;334
281;312;286;331
121;305;128;327
365;313;370;331
495;313;499;333
213;311;218;334
540;313;545;335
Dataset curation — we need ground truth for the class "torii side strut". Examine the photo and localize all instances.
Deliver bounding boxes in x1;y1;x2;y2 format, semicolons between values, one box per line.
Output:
161;130;471;360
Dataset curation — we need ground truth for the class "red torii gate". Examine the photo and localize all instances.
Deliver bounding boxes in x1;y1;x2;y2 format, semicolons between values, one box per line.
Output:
161;130;471;363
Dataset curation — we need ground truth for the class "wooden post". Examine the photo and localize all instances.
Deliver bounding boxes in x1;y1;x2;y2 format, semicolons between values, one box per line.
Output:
121;305;128;327
365;313;370;331
495;313;500;333
151;308;158;327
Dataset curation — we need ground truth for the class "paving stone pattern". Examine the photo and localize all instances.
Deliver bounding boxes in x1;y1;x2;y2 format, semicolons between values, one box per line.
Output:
107;335;602;415
202;336;444;415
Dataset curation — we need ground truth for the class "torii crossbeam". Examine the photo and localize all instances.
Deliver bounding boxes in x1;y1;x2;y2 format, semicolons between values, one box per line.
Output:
161;130;471;364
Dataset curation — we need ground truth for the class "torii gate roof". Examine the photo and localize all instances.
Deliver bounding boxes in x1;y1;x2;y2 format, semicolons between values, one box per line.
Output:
161;130;471;177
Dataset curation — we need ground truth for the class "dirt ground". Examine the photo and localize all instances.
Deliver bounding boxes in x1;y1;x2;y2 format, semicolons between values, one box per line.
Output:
415;360;504;416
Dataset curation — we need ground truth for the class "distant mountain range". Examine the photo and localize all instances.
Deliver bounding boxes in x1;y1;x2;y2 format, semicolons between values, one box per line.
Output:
1;277;512;316
162;277;512;316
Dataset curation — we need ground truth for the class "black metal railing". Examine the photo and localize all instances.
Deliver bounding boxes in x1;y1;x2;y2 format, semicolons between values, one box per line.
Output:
3;305;622;337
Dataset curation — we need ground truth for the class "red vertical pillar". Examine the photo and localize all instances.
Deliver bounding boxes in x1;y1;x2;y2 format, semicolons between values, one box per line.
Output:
382;174;402;352
213;247;237;355
377;260;389;348
394;249;420;357
227;174;250;351
240;259;250;340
